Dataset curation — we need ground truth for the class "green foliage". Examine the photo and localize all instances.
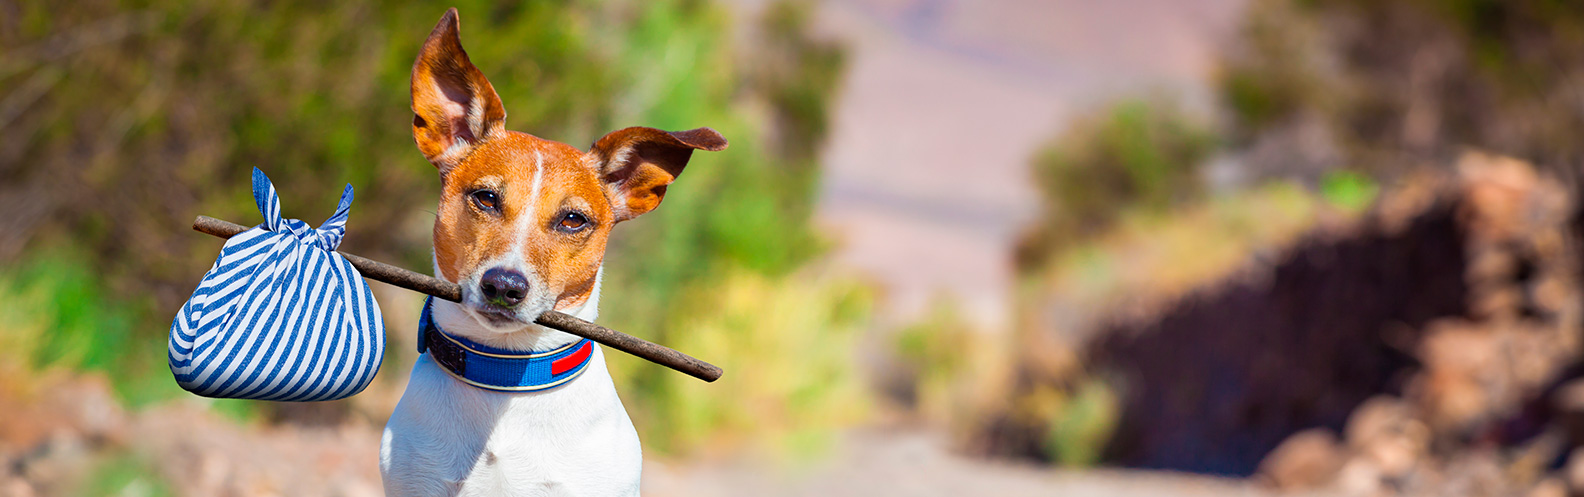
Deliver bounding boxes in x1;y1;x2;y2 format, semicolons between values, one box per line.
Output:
0;249;183;408
1033;100;1215;232
1416;0;1584;84
893;302;972;384
891;299;981;424
754;0;847;162
1021;99;1215;267
608;268;873;458
1217;0;1338;140
2;0;835;300
78;451;174;497
1042;379;1118;467
1223;0;1584;172
1320;170;1379;213
593;3;862;455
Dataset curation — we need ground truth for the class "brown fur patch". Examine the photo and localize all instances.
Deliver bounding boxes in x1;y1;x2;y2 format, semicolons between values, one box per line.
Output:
434;132;612;310
410;8;506;171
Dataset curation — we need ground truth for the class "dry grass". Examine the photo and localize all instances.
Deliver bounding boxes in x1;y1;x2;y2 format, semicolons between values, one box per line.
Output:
1030;182;1356;328
609;266;875;461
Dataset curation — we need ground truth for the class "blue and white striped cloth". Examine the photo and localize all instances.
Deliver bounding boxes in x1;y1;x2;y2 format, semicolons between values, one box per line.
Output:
168;168;385;401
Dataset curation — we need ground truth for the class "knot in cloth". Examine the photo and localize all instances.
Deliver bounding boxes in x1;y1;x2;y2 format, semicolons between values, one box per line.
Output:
168;168;385;401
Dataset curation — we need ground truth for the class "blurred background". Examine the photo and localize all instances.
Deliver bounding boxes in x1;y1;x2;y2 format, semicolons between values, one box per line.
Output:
5;0;1584;495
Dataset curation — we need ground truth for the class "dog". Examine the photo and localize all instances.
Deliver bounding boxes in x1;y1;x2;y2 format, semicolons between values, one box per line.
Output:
380;8;726;496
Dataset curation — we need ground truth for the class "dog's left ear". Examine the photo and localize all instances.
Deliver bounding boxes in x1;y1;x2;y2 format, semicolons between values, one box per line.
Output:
590;127;727;222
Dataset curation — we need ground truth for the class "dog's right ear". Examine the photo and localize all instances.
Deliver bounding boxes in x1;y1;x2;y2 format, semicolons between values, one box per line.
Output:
411;8;506;173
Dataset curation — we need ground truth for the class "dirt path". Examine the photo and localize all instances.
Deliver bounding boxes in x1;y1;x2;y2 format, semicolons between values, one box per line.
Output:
4;379;1302;497
644;428;1308;497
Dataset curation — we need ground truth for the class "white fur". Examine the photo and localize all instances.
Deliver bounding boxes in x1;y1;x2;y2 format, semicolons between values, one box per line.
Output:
382;265;642;496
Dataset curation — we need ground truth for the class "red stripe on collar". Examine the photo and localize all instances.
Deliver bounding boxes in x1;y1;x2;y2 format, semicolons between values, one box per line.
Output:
552;341;594;376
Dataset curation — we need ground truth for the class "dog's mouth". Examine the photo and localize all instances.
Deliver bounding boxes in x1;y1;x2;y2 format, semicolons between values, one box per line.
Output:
465;296;555;331
458;274;555;332
471;302;521;326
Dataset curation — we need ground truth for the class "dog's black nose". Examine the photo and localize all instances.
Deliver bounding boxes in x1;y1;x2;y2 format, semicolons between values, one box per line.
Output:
479;268;529;307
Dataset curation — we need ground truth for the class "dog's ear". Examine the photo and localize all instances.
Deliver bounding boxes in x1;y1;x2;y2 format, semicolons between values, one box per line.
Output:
410;8;506;173
590;127;727;222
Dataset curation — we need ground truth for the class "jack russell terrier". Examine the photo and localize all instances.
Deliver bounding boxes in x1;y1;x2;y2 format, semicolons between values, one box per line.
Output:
380;8;726;496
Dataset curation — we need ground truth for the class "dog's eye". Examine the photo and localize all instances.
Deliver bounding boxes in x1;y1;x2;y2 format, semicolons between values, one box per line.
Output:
557;212;589;232
470;190;500;212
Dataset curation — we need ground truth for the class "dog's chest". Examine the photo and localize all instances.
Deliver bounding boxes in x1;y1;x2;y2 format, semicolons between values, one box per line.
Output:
461;390;639;495
382;349;642;497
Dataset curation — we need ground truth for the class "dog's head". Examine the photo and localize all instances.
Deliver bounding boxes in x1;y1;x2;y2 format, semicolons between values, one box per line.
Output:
411;8;726;335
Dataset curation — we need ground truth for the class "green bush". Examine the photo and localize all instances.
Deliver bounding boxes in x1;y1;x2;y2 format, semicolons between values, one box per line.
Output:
1217;0;1339;140
610;268;873;458
1319;169;1379;213
78;451;174;497
1020;99;1215;268
1223;0;1584;172
1042;378;1118;467
0;250;178;408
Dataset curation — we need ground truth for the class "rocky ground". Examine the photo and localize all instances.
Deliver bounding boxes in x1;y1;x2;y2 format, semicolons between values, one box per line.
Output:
0;372;1297;497
646;428;1305;497
0;371;382;496
1249;154;1584;497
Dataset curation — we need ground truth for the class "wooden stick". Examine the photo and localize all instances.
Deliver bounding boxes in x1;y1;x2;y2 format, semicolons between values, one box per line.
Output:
192;215;722;382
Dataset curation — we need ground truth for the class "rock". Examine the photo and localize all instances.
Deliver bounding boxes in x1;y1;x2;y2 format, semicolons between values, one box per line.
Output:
1564;447;1584;495
0;373;127;452
994;146;1584;493
1335;458;1385;496
1257;428;1345;490
1438;451;1511;497
1457;151;1579;326
1411;322;1501;433
1345;396;1428;479
1457;151;1569;246
0;478;35;497
129;404;384;496
46;374;127;445
15;430;90;496
1554;382;1584;448
1528;477;1567;497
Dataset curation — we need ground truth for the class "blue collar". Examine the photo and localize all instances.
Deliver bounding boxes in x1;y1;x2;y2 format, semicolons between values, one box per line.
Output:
417;297;595;392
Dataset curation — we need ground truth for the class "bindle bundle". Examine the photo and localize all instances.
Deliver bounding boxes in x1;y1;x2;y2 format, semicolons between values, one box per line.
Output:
169;168;716;404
